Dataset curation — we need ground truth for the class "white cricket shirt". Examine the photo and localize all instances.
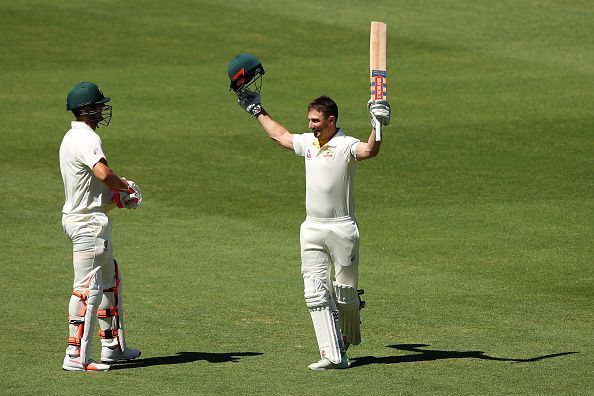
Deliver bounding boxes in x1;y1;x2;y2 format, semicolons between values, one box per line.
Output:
293;129;361;220
59;121;110;216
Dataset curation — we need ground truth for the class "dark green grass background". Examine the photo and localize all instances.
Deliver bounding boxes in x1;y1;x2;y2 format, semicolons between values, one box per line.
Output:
1;0;592;394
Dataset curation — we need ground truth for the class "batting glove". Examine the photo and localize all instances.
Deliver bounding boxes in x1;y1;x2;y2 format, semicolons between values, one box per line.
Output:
368;99;391;126
110;179;142;209
237;89;266;117
125;179;142;209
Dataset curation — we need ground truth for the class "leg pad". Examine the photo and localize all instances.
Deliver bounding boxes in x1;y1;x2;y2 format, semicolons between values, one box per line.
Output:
334;282;363;346
304;273;344;363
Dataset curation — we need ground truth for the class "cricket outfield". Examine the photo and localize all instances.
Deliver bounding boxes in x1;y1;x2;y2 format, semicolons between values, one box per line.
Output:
0;0;592;394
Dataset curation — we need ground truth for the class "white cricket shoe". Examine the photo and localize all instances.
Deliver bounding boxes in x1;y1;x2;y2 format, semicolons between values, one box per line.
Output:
101;346;141;363
63;356;110;372
308;354;350;371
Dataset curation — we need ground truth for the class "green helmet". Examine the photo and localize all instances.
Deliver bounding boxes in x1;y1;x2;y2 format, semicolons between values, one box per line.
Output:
227;53;265;93
66;82;110;111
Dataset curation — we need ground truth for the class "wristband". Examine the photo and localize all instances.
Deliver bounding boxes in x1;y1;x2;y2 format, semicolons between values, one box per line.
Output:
247;103;266;117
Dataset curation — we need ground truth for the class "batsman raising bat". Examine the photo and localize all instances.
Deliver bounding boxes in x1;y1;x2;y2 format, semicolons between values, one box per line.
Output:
228;53;391;370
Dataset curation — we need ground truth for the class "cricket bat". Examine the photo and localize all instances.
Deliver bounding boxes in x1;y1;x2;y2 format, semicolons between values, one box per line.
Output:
370;21;387;141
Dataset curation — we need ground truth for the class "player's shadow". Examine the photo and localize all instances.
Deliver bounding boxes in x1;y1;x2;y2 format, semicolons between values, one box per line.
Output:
109;351;263;370
349;344;577;368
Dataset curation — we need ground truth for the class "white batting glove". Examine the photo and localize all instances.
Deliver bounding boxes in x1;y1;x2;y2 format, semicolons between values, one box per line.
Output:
368;99;391;126
237;89;266;117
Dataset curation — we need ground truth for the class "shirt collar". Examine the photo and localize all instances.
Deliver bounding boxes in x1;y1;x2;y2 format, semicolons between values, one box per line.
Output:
333;128;345;139
71;121;95;132
322;128;344;148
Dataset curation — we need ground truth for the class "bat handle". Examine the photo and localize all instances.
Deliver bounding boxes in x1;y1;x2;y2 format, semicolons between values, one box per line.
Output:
374;118;382;142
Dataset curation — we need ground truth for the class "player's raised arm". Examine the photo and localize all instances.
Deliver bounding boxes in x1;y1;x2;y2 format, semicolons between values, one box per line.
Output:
355;100;391;161
256;113;294;151
237;90;294;150
228;53;294;150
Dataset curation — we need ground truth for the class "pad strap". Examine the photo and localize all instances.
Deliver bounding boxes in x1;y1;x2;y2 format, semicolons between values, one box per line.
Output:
97;306;119;318
72;289;89;301
99;329;119;339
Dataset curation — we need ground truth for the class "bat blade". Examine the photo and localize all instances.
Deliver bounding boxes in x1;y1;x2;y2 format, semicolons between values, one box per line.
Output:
370;21;387;101
370;21;387;141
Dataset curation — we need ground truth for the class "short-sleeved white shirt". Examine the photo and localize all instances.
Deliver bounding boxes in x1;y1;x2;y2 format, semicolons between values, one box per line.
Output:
59;121;110;217
293;129;361;220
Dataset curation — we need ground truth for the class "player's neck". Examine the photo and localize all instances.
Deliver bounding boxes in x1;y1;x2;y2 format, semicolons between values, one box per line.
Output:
76;118;98;131
317;127;338;147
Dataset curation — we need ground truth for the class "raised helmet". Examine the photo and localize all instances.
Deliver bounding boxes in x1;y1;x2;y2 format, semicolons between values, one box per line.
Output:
227;53;265;93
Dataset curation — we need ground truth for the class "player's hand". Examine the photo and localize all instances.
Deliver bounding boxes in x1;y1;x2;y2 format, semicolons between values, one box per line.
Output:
110;179;142;209
123;179;142;209
237;89;266;117
368;99;391;126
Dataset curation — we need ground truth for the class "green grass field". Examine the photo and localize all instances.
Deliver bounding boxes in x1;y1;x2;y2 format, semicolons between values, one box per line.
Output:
1;0;592;394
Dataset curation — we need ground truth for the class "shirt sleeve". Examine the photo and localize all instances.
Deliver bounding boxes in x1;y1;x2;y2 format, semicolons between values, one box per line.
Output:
348;138;361;161
293;133;305;157
78;133;106;169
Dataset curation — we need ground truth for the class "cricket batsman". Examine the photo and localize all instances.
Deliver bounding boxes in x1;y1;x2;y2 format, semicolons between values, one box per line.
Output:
228;54;391;370
59;82;142;371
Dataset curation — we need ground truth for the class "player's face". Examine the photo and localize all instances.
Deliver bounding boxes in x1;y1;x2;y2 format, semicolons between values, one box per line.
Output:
79;103;112;130
308;109;335;140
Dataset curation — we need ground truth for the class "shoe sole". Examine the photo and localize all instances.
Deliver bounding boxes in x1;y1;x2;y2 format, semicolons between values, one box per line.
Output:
308;363;349;371
308;366;349;371
101;351;141;363
62;365;110;372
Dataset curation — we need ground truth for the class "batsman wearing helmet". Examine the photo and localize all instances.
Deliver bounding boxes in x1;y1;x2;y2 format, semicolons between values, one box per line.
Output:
59;82;142;371
229;54;391;370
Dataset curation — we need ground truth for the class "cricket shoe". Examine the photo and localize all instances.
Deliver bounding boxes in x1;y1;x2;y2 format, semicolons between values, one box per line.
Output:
101;346;141;363
63;356;110;372
308;353;350;371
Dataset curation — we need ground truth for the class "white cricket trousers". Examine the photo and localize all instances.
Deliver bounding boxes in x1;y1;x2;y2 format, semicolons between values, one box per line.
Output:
300;216;360;290
62;213;116;292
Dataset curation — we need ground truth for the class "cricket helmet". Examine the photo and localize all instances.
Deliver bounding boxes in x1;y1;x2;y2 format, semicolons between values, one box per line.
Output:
66;82;112;126
227;53;265;93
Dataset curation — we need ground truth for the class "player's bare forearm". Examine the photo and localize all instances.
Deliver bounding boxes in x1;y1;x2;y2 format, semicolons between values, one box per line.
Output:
256;113;294;150
355;128;382;161
105;172;130;191
93;160;129;190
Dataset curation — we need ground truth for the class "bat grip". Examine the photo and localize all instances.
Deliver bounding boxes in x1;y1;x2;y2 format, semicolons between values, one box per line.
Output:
374;118;382;141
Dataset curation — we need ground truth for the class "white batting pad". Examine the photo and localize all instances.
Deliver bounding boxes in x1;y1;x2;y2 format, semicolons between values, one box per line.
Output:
303;273;344;363
333;282;361;346
76;267;103;364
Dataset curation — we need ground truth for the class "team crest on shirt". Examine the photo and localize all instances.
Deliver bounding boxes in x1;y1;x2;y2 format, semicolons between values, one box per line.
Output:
321;147;336;159
306;148;312;159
